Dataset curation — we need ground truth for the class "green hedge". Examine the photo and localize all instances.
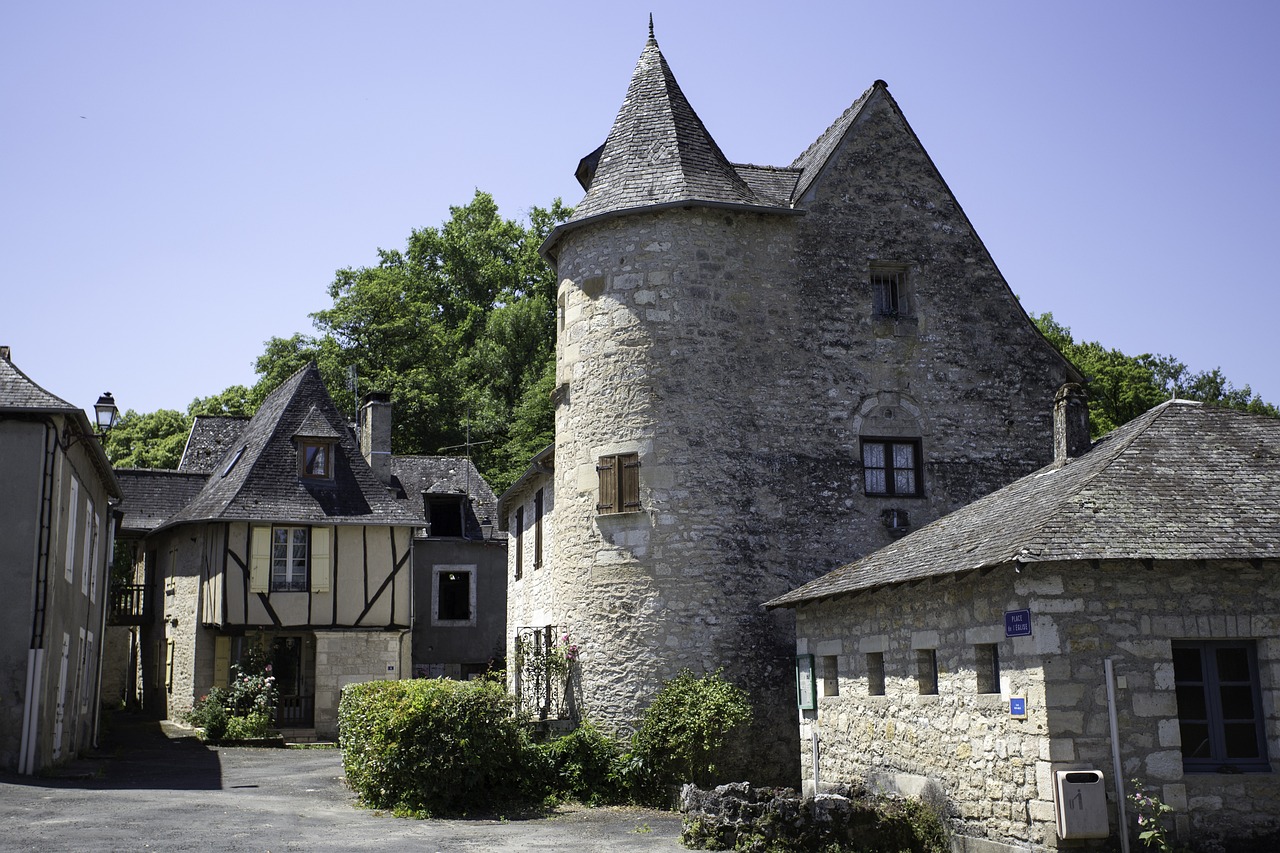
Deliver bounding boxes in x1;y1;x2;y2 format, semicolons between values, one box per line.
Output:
339;678;543;815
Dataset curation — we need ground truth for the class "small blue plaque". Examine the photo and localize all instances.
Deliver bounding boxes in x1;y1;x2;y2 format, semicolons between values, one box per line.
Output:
1009;697;1027;719
1005;609;1032;638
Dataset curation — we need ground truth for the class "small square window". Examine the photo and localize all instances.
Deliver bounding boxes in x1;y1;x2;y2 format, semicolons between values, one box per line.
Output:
861;438;923;497
976;644;1000;694
866;652;886;696
434;567;476;625
820;655;840;697
871;267;907;317
597;452;641;514
300;441;333;479
917;649;938;695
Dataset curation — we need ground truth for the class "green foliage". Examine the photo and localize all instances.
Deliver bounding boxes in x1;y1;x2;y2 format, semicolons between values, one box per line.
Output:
538;722;628;806
339;678;541;815
186;687;230;740
223;712;273;740
1128;779;1176;852
102;408;190;468
631;669;752;791
1033;312;1277;436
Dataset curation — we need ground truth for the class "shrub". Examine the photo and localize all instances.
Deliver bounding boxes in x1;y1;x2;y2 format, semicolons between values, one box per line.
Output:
339;678;538;815
187;690;230;740
631;669;752;791
540;722;627;805
224;712;273;740
226;645;277;718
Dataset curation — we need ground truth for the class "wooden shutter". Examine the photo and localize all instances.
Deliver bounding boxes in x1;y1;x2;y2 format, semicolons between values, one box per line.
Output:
620;454;641;511
533;488;543;569
514;507;524;578
596;456;617;513
213;635;231;686
310;526;331;593
249;525;271;593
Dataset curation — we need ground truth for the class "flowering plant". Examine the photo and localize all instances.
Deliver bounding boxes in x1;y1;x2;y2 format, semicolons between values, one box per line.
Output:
1128;779;1174;852
559;633;580;663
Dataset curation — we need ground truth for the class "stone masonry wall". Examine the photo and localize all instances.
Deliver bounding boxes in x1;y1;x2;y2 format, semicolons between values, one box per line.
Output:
794;558;1280;852
313;629;408;738
545;101;1074;787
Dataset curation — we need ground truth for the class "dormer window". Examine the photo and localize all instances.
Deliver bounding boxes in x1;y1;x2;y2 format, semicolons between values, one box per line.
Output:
301;441;332;478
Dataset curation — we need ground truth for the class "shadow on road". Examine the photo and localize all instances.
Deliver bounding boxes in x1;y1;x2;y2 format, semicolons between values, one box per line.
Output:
6;711;223;791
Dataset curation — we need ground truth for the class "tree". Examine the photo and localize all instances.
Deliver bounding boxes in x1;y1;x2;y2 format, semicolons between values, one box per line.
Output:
1032;313;1277;435
103;409;190;469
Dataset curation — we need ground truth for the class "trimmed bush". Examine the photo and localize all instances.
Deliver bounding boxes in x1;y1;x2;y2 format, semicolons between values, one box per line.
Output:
339;678;539;815
631;669;752;791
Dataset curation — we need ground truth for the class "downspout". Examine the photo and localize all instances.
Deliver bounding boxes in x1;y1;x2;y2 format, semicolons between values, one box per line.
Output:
1104;658;1131;853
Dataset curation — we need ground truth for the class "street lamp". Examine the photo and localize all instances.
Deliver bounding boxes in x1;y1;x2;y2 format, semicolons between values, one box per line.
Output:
94;392;119;433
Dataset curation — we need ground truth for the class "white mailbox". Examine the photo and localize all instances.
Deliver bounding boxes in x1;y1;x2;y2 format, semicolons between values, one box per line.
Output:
1054;769;1109;840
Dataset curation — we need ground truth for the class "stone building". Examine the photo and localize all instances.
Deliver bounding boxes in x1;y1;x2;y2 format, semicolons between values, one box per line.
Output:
0;347;121;773
503;25;1079;781
768;397;1280;852
112;368;505;735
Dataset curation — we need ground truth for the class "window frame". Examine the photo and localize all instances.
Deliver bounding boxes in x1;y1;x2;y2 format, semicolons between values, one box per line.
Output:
917;649;939;695
299;440;334;480
432;565;477;627
514;505;524;580
1173;640;1270;773
861;437;924;498
870;264;909;318
866;652;886;696
270;526;310;592
597;452;641;515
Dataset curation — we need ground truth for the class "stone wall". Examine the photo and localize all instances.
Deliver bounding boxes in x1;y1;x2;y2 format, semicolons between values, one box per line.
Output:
540;88;1075;785
793;558;1280;851
313;629;408;737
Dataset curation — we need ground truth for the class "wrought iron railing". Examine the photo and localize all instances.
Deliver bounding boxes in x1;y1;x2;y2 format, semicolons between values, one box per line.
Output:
108;584;150;625
514;625;574;721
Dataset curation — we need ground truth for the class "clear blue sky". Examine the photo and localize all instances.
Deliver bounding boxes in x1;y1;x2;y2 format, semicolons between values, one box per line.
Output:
4;1;1277;419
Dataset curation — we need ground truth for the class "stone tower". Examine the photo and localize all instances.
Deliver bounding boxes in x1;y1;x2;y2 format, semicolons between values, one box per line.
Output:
510;24;1079;782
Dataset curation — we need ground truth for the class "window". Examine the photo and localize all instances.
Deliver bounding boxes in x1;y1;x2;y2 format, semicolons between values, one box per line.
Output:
434;566;476;625
819;655;840;697
271;527;309;592
534;488;544;569
514;506;524;580
862;438;922;497
871;266;907;317
866;652;886;696
426;496;464;537
976;644;1000;694
1173;641;1269;772
300;441;332;479
917;649;938;695
597;452;641;514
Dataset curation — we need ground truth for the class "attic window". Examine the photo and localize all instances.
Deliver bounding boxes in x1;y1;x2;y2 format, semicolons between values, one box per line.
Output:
426;495;465;538
300;441;333;479
222;445;247;478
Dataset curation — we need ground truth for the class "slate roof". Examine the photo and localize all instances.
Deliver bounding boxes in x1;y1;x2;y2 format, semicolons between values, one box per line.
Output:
179;415;249;473
767;401;1280;608
1;350;121;498
115;469;209;533
157;364;419;530
390;456;499;535
789;81;880;201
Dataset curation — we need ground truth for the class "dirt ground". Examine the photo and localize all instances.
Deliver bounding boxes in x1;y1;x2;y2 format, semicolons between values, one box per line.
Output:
0;713;685;852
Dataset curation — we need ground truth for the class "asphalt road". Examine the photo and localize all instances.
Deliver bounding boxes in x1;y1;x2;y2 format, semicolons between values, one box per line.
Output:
0;714;685;852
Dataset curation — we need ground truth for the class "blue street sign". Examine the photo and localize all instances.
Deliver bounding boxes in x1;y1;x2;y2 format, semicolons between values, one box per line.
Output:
1005;609;1032;638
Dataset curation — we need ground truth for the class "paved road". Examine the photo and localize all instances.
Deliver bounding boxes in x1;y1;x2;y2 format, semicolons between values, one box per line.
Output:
0;714;684;852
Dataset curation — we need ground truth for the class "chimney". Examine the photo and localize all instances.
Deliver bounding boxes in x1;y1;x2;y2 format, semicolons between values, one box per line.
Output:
359;392;393;485
0;345;10;361
1053;383;1091;465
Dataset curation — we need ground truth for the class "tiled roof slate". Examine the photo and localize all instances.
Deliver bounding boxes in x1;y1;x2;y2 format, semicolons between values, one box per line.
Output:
390;455;499;537
115;469;209;533
790;81;880;201
0;352;78;412
179;415;248;473
768;401;1280;607
159;364;418;529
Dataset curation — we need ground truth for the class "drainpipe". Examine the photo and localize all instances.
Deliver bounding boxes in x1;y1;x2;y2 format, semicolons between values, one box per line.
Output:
1104;658;1131;853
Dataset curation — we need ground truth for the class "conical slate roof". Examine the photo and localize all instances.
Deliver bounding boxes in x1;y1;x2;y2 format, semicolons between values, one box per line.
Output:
566;24;779;225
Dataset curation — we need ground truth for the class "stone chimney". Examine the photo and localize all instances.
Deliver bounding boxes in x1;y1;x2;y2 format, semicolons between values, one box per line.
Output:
1053;383;1091;465
359;392;393;485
